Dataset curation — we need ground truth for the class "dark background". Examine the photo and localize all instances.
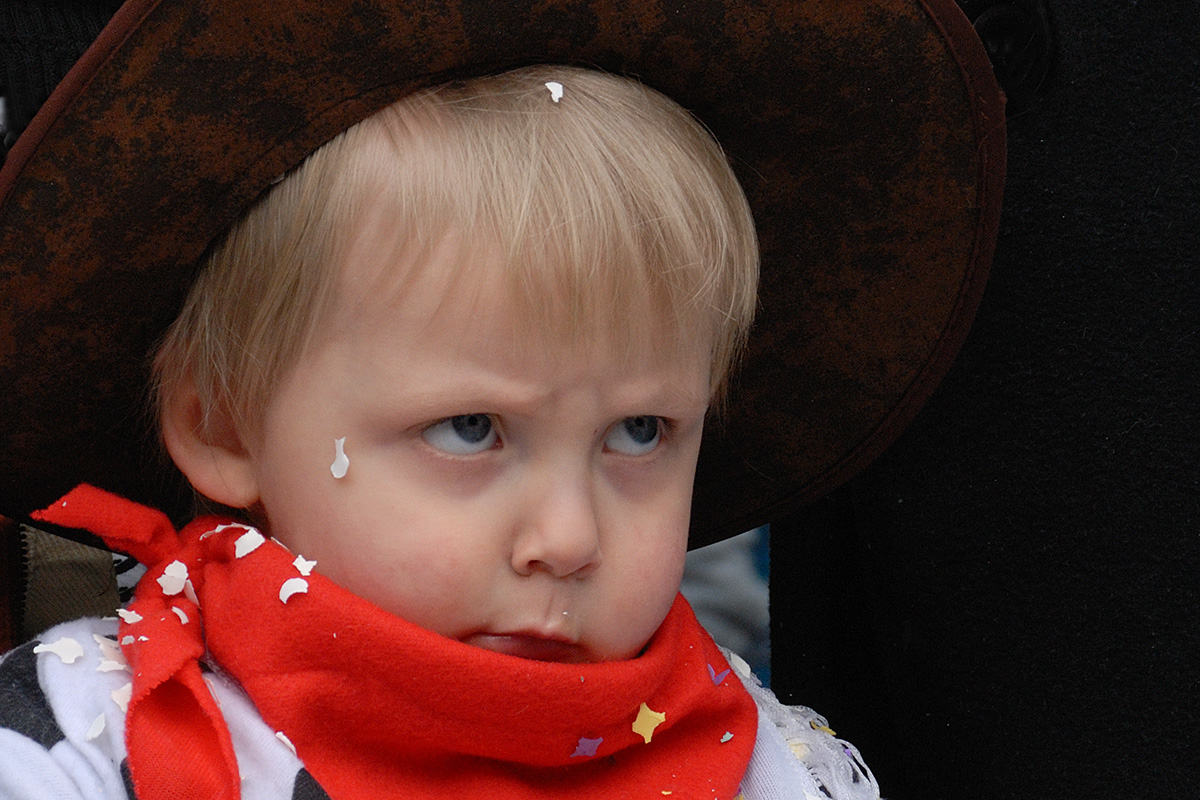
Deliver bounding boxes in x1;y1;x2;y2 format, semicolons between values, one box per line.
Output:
772;1;1199;797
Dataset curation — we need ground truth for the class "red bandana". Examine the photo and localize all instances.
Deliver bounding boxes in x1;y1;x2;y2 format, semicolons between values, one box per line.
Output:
34;485;758;800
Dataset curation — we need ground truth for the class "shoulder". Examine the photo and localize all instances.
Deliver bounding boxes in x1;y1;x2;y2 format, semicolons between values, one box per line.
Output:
0;618;135;799
723;649;881;800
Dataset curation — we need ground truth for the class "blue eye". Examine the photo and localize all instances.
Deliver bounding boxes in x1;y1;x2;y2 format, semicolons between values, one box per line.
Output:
604;416;661;456
422;414;498;455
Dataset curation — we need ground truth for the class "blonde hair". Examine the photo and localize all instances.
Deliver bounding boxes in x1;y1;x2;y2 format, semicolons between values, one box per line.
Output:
154;65;758;443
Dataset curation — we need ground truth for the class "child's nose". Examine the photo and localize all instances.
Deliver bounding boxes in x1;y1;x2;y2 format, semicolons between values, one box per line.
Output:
510;474;602;579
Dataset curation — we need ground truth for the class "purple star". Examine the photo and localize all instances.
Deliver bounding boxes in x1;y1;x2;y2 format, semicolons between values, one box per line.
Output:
571;736;603;758
708;663;731;685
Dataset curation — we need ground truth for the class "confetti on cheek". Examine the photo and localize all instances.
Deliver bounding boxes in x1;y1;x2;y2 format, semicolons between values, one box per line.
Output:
33;637;84;664
545;81;564;102
157;561;188;596
293;555;317;576
280;577;309;603
235;530;266;558
330;437;349;479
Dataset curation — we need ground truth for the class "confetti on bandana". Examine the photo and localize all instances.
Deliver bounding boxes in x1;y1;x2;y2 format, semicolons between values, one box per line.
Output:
708;663;731;685
280;577;309;604
117;608;142;624
331;437;349;479
545;81;564;102
33;637;84;664
632;702;666;744
235;529;266;558
86;714;106;741
158;561;188;596
293;555;317;576
571;736;603;757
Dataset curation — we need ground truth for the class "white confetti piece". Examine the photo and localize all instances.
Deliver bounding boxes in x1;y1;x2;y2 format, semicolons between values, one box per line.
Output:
275;731;297;755
545;81;564;102
184;579;200;606
137;636;149;642
117;608;142;624
111;683;132;713
157;561;188;596
728;651;752;678
235;530;266;558
34;637;84;664
330;437;349;479
97;659;129;674
121;635;135;646
279;577;309;604
293;555;316;576
86;714;106;741
721;731;734;743
172;607;190;625
92;635;126;668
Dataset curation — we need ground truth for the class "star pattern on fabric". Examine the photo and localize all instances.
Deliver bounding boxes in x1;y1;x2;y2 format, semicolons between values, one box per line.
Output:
632;702;666;744
570;736;603;757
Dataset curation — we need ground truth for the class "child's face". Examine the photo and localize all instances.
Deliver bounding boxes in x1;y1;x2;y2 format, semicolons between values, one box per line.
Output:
239;231;712;663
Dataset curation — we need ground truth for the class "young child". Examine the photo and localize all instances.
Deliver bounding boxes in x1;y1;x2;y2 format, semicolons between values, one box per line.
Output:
0;48;877;800
1;0;1005;798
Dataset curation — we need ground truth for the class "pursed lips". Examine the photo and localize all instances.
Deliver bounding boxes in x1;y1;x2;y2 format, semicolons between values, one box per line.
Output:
461;631;587;663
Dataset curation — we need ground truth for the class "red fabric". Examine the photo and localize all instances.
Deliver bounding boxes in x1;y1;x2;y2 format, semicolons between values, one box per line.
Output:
34;485;758;799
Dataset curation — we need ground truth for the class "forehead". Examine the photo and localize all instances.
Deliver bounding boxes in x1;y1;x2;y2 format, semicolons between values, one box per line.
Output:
323;213;716;383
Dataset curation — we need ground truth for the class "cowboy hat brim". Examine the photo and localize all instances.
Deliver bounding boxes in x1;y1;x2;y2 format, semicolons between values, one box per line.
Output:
0;0;1004;547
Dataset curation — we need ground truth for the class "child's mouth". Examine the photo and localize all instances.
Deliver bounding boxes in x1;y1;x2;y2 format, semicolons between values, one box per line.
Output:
462;632;586;663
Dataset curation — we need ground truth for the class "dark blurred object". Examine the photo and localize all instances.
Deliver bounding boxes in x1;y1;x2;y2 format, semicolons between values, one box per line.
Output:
774;1;1199;797
958;0;1055;114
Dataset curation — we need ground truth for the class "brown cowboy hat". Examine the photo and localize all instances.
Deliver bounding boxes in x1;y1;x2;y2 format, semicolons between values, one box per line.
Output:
0;0;1004;549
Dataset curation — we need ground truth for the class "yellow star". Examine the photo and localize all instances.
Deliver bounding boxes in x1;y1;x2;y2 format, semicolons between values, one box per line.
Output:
632;702;666;744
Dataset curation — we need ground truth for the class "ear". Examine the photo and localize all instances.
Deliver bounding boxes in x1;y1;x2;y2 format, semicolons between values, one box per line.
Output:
160;374;260;510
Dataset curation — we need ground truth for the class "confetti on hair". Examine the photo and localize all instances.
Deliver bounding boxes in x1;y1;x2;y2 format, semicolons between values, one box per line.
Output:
112;683;132;713
235;529;266;558
280;577;309;604
34;637;84;664
545;81;564;102
157;560;188;596
293;555;317;576
86;714;106;741
331;437;349;479
172;607;190;625
632;702;666;744
117;608;142;624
